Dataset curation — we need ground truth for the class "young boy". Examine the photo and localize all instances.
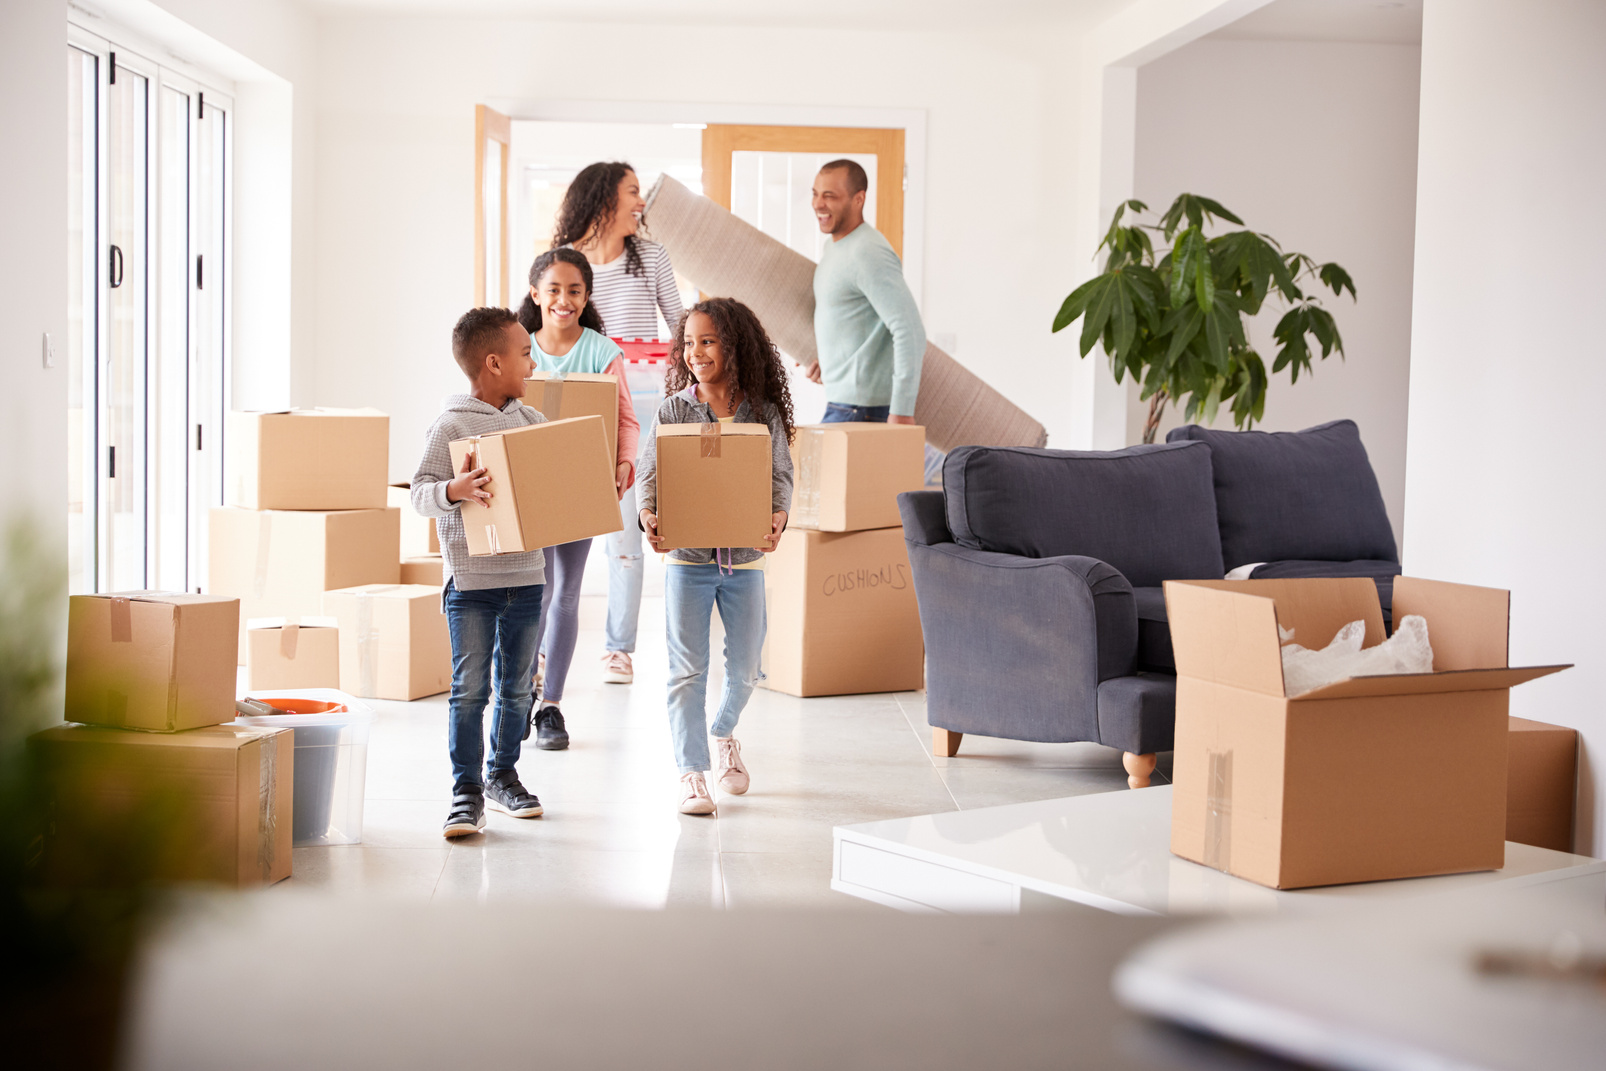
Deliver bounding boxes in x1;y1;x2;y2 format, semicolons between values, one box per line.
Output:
412;307;548;838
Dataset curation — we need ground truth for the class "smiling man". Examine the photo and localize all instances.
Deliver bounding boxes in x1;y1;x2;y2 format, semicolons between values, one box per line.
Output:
809;159;925;426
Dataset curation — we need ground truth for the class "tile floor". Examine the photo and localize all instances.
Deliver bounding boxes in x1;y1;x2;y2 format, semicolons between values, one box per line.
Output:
284;593;1173;909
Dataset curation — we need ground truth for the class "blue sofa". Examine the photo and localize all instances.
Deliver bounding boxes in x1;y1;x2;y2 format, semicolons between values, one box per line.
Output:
899;419;1398;787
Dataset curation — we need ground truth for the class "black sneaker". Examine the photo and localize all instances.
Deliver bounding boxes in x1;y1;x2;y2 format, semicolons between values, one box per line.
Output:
486;771;543;818
532;705;569;751
442;791;485;838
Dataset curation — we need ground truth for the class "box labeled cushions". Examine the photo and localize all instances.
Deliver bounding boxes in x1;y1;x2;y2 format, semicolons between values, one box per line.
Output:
761;527;924;697
448;416;621;556
791;422;925;532
246;618;341;691
527;371;621;462
323;584;452;700
655;423;772;550
66;592;239;732
227;408;389;511
1166;576;1568;890
33;723;293;887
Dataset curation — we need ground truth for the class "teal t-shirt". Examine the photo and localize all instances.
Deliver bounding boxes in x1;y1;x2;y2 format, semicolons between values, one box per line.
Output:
532;326;624;374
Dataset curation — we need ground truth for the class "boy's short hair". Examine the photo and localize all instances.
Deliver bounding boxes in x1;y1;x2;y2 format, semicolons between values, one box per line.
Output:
451;306;520;377
820;158;868;196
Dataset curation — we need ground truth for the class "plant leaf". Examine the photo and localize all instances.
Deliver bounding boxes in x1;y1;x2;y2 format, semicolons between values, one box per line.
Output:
1318;262;1356;300
1052;275;1103;334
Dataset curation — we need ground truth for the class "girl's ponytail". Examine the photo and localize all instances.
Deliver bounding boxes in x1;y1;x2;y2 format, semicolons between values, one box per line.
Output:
522;247;606;337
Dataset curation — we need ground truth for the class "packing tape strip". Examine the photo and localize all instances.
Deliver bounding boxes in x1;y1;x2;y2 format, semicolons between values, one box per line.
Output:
253;510;273;599
109;596;133;642
542;373;567;420
486;524;502;555
356;591;379;699
279;621;300;660
1204;749;1233;872
700;421;722;458
259;735;278;880
796;429;823;527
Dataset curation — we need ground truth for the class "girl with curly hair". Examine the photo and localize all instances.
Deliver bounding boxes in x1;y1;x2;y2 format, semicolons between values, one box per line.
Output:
553;163;686;687
634;298;796;815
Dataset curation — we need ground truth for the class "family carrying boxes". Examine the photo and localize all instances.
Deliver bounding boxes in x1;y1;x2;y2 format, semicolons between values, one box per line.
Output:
448;415;621;556
527;371;621;462
228;408;390;511
246;617;341;691
654;422;773;550
323;584;453;701
1166;576;1569;890
790;422;925;532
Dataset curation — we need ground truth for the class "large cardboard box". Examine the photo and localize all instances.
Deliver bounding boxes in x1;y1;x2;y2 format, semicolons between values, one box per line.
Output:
400;555;444;587
448;416;622;556
389;483;439;556
761;527;925;697
1507;716;1578;852
791;422;925;532
66;592;239;732
246;618;341;690
1166;576;1569;890
527;371;620;462
33;723;294;887
323;584;452;701
227;408;389;510
655;422;772;550
209;507;400;663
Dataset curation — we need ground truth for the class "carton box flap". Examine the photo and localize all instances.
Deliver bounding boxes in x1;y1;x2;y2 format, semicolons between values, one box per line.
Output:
1190;577;1387;649
657;423;771;438
1294;663;1571;701
1392;576;1510;669
528;372;617;384
1164;581;1287;696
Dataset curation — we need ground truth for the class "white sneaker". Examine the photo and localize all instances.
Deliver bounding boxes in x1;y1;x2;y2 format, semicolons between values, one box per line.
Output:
715;736;749;796
602;650;633;684
678;772;716;816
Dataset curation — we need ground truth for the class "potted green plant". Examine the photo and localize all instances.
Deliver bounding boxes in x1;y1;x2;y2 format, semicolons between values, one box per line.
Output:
1053;194;1356;443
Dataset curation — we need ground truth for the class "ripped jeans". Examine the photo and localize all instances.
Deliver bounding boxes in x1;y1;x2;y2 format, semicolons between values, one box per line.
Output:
664;564;766;773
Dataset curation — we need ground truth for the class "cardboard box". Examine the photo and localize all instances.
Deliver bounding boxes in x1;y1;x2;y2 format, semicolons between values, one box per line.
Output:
791;422;926;531
66;592;239;732
1507;716;1578;852
655;422;773;550
761;527;925;697
209;507;401;663
227;408;389;511
389;483;440;556
527;371;620;462
447;416;622;556
400;555;445;587
33;723;293;887
246;617;341;690
323;584;452;701
1166;576;1569;890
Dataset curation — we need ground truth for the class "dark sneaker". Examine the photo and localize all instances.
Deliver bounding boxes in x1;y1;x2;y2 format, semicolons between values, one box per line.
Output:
486;771;543;818
442;792;485;838
532;705;569;751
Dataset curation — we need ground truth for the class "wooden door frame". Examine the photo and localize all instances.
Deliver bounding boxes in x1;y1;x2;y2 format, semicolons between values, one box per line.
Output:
700;124;906;258
474;104;511;307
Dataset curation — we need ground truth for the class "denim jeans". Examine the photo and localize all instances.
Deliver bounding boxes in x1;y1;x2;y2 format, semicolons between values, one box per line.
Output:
821;402;891;423
664;564;766;773
444;578;545;795
604;482;644;653
535;539;591;703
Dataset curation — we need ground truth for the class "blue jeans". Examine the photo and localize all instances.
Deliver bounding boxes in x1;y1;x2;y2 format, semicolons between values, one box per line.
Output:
822;402;946;485
444;578;545;795
664;565;766;773
604;482;644;653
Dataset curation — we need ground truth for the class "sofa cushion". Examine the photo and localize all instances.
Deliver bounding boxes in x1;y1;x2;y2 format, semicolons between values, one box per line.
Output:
943;443;1224;589
1130;587;1175;672
1249;559;1402;625
1166;420;1397;570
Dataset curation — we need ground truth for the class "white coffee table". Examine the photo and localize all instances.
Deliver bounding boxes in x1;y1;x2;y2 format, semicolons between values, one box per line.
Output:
832;785;1604;916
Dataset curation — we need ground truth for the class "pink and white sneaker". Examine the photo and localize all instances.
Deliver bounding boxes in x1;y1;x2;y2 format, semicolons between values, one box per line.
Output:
601;650;633;684
715;736;749;796
678;772;716;816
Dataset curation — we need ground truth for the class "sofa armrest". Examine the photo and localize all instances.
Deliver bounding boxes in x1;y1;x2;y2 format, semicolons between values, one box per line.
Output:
898;490;950;547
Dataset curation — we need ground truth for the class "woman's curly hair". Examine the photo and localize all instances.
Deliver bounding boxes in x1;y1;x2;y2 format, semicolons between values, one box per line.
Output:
551;161;644;277
666;298;796;446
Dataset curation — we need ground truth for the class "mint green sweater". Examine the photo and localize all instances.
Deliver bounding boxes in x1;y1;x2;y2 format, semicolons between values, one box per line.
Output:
811;224;925;417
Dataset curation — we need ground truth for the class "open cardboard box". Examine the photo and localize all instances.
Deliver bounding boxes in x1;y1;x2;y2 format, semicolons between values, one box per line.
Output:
1165;576;1569;890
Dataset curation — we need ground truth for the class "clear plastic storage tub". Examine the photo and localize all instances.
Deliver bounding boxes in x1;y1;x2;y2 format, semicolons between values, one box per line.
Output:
233;688;374;847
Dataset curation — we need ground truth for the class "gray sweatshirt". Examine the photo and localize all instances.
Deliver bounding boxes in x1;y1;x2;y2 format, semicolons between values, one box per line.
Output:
411;394;547;591
635;385;794;567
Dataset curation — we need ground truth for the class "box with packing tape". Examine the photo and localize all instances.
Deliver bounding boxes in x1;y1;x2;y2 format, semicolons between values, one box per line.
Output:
655;422;773;550
791;422;925;532
209;506;400;663
448;416;622;556
761;526;925;697
32;723;294;887
227;408;389;510
527;371;620;461
66;592;239;732
1165;576;1570;890
246;617;341;691
400;555;444;587
389;483;440;556
323;584;452;701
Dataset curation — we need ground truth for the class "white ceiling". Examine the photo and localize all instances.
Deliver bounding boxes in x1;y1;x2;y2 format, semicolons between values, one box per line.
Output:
1209;0;1423;45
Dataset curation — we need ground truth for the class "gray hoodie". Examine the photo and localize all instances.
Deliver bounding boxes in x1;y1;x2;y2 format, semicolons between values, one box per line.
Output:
411;394;547;591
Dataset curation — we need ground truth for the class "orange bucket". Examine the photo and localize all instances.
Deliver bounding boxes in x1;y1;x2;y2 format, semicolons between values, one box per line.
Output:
254;697;347;716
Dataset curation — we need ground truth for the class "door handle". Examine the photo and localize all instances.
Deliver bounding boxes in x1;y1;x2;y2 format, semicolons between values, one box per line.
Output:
109;244;124;289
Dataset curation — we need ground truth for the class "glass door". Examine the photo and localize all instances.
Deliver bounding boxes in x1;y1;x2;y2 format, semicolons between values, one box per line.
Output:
189;92;229;590
67;46;97;596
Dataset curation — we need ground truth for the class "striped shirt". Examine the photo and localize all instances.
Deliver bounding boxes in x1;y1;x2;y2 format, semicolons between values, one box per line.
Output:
575;238;685;341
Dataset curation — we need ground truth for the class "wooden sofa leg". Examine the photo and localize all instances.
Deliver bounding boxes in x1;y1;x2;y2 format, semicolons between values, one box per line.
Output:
1123;752;1157;789
932;727;962;757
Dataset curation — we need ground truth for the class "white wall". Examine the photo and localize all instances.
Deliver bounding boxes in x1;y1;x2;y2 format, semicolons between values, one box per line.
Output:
1133;38;1420;547
1406;0;1606;854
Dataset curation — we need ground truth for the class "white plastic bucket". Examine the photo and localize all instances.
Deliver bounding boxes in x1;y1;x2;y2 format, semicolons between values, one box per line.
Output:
233;688;374;847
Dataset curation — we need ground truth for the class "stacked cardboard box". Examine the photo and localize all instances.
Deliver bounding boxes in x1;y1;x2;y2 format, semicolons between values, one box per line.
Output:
762;423;927;697
389;482;444;590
